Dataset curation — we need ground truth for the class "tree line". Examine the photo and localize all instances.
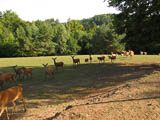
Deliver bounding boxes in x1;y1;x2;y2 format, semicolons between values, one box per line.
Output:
0;10;124;57
1;0;160;58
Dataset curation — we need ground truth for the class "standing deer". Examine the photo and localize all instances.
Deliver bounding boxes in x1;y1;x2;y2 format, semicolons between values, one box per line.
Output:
129;50;134;59
108;56;116;63
71;56;80;65
42;63;54;80
144;52;147;55
85;58;89;63
0;85;27;120
89;55;93;64
140;51;144;55
52;58;64;70
22;67;32;79
0;72;17;89
97;56;105;63
12;65;24;79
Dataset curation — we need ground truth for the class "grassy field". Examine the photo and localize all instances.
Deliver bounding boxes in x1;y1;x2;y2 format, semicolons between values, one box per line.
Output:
0;55;160;119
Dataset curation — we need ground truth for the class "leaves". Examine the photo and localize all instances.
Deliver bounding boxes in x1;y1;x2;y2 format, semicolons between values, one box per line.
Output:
0;10;126;57
108;0;160;53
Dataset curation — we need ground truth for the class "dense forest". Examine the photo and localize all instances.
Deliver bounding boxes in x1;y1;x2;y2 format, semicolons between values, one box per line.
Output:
0;10;125;57
0;0;160;57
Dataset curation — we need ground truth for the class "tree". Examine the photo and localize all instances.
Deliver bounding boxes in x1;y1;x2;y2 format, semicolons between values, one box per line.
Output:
107;0;160;54
0;23;18;57
53;23;69;55
65;20;83;54
34;20;56;56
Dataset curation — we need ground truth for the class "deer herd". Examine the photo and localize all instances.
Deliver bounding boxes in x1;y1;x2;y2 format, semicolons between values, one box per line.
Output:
0;50;147;119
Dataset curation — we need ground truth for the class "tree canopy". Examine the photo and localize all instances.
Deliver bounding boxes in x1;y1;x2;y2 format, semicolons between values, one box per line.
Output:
107;0;160;54
0;10;126;57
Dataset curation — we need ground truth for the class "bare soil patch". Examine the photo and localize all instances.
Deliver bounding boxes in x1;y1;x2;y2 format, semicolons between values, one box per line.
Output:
2;63;160;120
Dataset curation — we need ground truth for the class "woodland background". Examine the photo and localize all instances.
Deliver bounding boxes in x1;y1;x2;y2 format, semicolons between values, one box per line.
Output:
0;0;159;57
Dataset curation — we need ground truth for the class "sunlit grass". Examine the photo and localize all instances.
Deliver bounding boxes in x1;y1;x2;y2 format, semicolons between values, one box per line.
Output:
0;55;160;103
1;55;160;120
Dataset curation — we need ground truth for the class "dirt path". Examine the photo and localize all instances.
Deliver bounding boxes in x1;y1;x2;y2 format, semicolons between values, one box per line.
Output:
13;70;160;120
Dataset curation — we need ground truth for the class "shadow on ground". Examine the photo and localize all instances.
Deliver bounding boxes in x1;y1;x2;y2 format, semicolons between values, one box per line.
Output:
0;62;160;119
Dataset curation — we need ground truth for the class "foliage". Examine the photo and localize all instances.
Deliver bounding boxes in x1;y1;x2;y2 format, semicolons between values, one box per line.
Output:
0;10;126;57
107;0;160;54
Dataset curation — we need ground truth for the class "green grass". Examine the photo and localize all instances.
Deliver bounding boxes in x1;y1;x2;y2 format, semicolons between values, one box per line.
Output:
0;55;160;105
0;54;160;120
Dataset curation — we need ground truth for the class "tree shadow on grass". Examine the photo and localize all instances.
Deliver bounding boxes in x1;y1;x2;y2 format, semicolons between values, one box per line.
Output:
0;62;160;119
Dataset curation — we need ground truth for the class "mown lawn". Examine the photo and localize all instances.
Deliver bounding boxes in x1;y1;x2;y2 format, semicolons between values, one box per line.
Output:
0;55;160;119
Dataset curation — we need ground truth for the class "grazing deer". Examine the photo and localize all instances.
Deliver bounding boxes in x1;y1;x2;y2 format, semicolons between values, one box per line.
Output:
129;50;134;59
89;55;93;64
71;56;80;65
0;85;27;120
144;52;147;55
0;72;17;88
97;56;105;63
42;63;54;80
108;56;116;63
12;65;24;79
22;67;32;79
111;52;116;57
52;58;64;70
122;51;129;56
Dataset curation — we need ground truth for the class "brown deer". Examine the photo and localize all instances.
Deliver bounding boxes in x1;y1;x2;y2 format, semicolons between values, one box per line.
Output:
22;67;32;79
85;58;89;63
97;56;105;63
108;56;116;63
71;56;80;65
144;52;147;55
89;55;93;64
0;72;17;89
122;51;129;56
129;50;134;59
0;85;27;120
52;58;64;70
12;65;24;79
42;63;54;80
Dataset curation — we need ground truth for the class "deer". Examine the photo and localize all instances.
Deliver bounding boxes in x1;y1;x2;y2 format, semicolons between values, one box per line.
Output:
122;51;129;56
71;56;80;65
144;52;147;55
85;58;89;63
97;56;105;63
12;65;24;79
89;55;93;64
0;85;27;120
0;72;17;89
108;56;116;63
140;51;144;55
42;63;54;80
129;50;135;59
52;58;64;70
22;67;32;79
